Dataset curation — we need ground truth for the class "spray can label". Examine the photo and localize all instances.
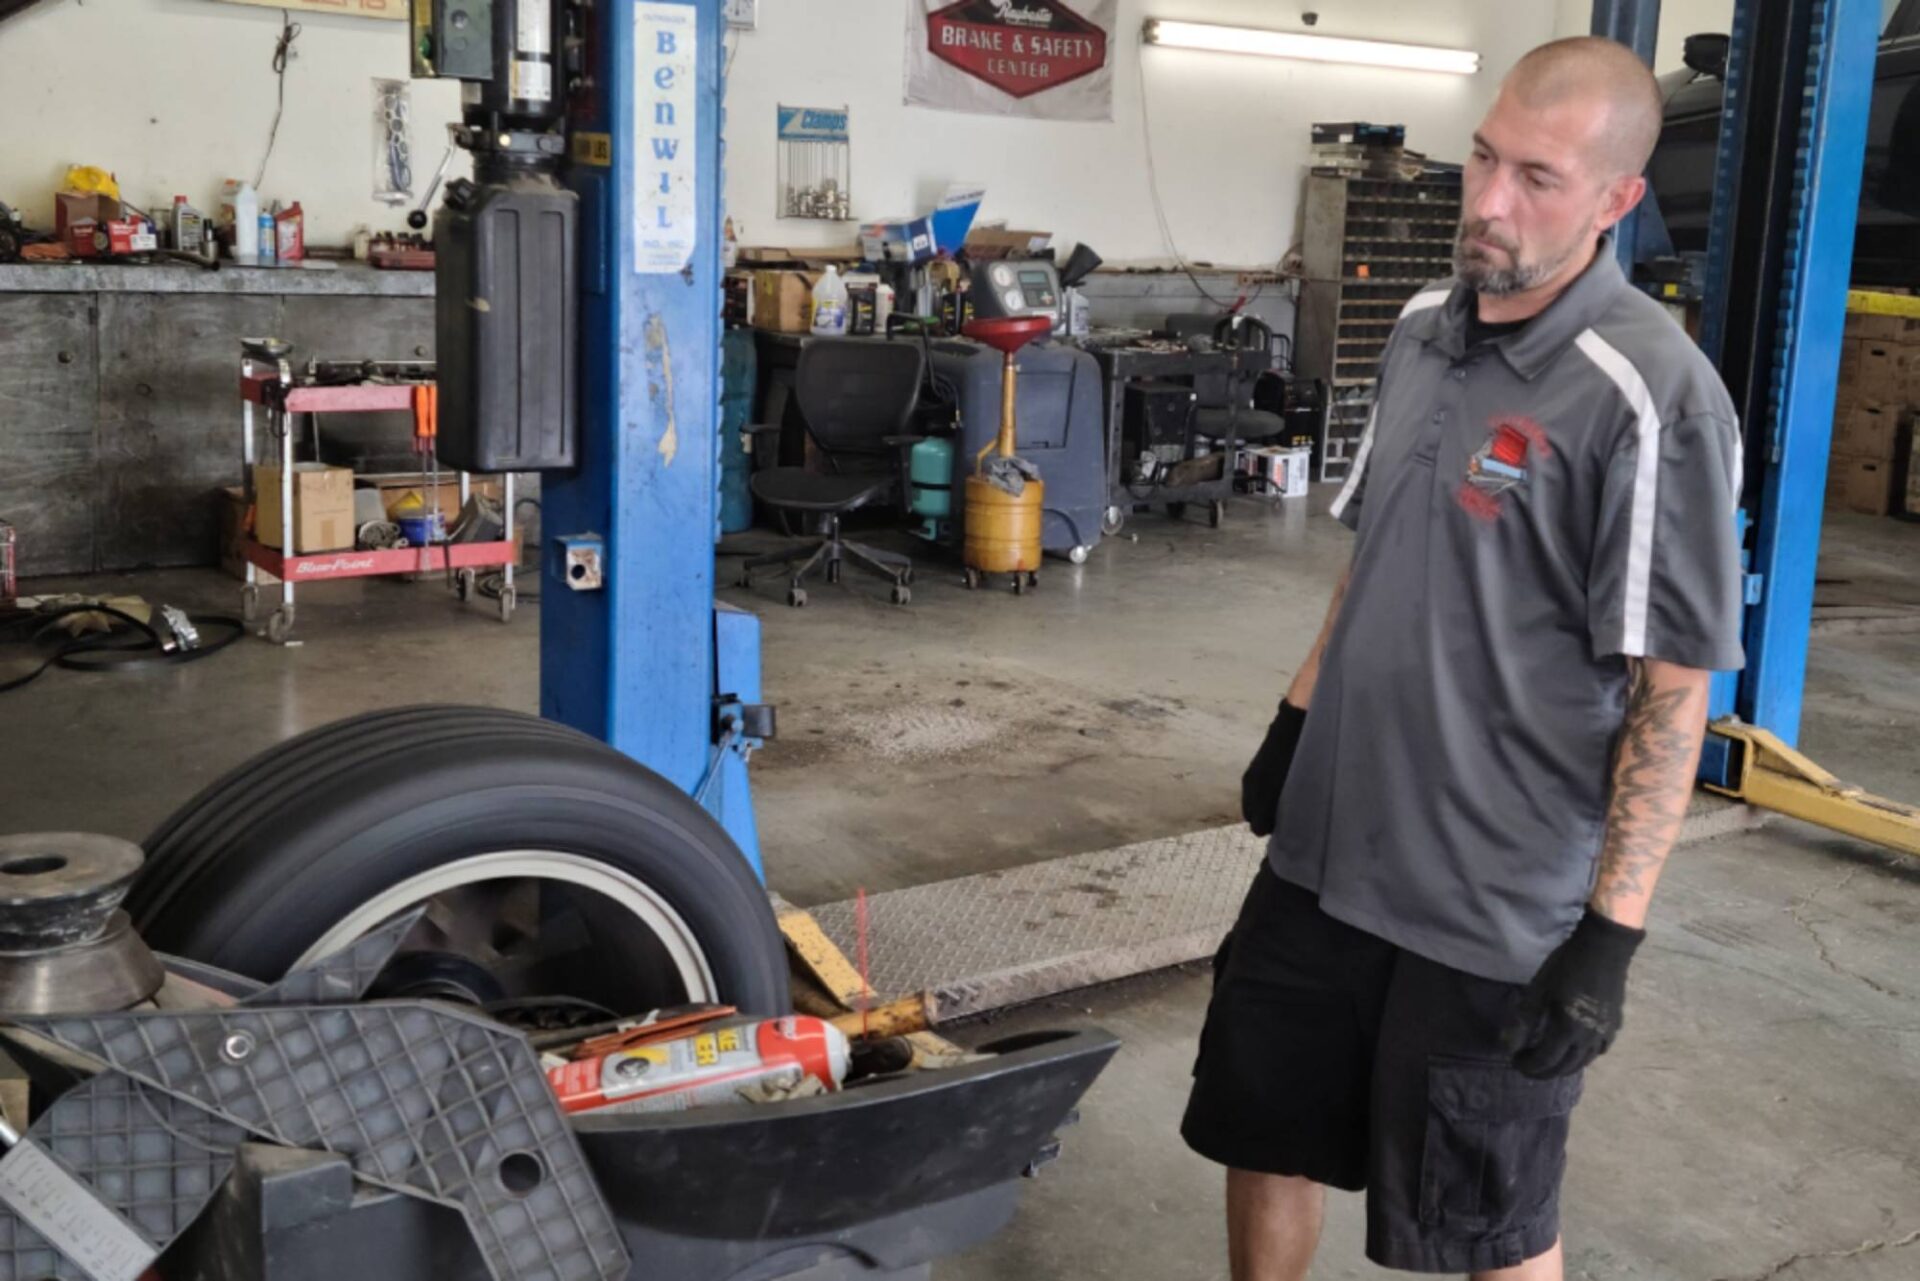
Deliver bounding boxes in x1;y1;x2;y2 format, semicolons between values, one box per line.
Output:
548;1016;848;1115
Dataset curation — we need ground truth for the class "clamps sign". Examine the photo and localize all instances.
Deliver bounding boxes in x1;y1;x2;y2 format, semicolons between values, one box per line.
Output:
776;106;851;144
635;2;700;274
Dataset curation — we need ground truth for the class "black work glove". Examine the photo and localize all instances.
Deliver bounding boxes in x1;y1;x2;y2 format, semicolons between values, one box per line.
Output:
1504;908;1645;1079
1240;700;1307;838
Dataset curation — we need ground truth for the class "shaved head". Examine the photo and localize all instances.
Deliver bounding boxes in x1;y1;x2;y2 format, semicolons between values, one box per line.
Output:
1453;37;1660;311
1503;36;1665;180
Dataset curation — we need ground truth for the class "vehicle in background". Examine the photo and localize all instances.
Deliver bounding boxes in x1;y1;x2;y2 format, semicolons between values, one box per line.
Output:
1650;11;1920;287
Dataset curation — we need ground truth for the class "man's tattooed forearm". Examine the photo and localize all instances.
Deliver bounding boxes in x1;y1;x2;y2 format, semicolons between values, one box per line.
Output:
1594;661;1701;915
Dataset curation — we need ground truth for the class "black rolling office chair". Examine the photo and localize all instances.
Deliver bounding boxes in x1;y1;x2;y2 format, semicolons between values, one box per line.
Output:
739;338;924;608
1165;313;1290;448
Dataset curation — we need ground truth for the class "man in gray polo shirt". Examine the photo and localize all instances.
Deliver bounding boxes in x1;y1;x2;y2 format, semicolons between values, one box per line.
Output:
1182;37;1744;1281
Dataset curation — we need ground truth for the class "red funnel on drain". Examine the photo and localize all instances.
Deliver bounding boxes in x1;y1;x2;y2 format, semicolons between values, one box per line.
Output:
963;315;1052;356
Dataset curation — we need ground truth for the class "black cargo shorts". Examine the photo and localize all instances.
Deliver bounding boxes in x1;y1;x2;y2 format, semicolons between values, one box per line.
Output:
1181;865;1582;1274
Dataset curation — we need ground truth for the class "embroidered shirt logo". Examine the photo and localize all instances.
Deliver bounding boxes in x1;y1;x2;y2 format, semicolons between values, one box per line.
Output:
1458;416;1550;522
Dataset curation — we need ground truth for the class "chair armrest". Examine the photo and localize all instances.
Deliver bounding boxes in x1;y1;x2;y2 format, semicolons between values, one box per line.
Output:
743;422;782;462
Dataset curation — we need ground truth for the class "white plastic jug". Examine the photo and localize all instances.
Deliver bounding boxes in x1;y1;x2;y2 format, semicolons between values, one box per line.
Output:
810;265;849;337
223;180;260;263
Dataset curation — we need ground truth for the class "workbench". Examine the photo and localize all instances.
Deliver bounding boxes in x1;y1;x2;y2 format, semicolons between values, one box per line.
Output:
0;261;434;577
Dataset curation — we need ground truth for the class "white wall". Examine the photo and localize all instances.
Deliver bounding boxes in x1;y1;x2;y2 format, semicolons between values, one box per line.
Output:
0;0;1561;265
726;0;1559;268
0;0;465;246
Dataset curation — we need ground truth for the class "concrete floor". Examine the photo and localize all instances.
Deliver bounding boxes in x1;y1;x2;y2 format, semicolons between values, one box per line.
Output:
3;497;1918;1280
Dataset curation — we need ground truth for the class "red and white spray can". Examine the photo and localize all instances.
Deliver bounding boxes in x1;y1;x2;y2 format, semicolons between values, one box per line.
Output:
548;1015;851;1115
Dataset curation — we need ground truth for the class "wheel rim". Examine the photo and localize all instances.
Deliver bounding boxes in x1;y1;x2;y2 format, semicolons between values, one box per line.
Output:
293;850;720;1005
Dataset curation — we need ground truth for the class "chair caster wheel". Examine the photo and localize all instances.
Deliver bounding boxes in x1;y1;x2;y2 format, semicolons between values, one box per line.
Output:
891;585;911;606
788;588;808;608
901;567;916;585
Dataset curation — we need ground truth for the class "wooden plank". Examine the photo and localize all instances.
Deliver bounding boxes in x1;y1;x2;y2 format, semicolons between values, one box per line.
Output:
0;294;98;577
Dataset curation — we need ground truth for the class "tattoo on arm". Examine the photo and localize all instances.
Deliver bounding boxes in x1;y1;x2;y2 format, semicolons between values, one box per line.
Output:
1591;659;1710;926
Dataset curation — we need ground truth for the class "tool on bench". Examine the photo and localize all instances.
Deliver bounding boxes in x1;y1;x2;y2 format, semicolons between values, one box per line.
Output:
410;382;444;547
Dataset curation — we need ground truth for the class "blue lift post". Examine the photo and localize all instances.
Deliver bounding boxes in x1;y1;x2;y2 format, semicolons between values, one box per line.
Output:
540;0;767;874
1690;0;1880;782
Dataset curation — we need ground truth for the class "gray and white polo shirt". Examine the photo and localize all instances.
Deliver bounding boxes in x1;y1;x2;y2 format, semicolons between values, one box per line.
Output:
1269;243;1745;984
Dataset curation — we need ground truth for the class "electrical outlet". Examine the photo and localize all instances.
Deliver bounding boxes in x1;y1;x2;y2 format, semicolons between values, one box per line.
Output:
724;0;757;30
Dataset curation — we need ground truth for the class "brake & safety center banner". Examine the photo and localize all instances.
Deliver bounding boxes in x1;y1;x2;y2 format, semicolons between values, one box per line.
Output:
906;0;1115;121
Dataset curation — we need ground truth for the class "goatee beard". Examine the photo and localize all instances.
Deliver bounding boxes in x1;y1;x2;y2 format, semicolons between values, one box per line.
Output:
1452;225;1579;297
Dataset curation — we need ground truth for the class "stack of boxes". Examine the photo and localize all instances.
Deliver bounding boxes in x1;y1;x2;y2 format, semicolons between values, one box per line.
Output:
1828;303;1920;518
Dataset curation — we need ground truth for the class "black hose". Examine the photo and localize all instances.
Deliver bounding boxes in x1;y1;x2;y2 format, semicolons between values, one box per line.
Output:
0;604;244;694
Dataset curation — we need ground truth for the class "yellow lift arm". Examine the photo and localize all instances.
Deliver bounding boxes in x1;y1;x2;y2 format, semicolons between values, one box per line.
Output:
1704;719;1920;857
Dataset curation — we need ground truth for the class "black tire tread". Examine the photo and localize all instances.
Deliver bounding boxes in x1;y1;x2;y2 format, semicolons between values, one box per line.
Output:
132;706;789;1015
136;707;587;924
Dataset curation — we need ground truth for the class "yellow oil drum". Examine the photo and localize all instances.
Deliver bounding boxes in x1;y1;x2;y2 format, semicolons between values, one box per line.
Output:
963;474;1045;573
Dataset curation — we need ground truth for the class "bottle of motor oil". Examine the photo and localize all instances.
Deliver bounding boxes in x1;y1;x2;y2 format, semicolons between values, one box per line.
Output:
172;196;205;256
548;1016;850;1115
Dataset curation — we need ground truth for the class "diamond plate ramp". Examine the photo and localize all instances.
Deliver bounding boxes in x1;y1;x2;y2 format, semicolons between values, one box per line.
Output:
808;825;1265;1020
805;799;1763;1020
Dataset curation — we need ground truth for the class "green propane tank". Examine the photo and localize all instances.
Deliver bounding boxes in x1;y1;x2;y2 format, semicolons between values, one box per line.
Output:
908;437;954;540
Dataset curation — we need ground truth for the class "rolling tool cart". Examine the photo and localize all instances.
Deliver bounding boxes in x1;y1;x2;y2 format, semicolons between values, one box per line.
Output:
237;342;521;643
1080;336;1261;533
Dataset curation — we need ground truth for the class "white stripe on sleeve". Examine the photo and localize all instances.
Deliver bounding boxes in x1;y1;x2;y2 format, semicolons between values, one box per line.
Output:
1573;329;1663;657
1328;404;1377;522
1401;288;1450;318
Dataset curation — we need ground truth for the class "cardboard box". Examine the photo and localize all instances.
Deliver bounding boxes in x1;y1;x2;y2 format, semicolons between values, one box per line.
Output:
253;464;355;553
859;216;939;266
1852;341;1917;405
1845;311;1918;344
1236;445;1312;498
1826;455;1897;516
54;191;120;238
752;269;820;334
963;227;1053;261
1833;402;1899;461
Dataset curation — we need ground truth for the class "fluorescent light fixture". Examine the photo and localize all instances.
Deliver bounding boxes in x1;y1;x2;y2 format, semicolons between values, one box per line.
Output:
1141;19;1481;76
